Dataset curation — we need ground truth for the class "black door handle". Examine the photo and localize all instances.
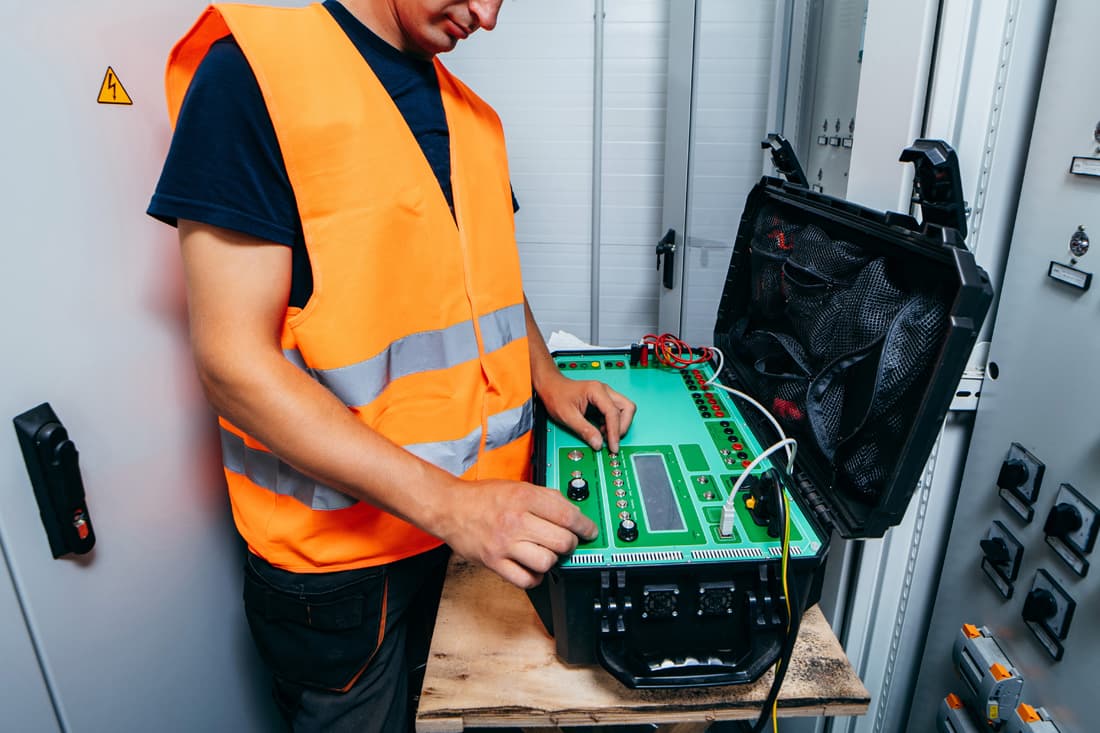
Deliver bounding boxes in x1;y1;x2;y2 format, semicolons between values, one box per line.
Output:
13;403;96;557
656;228;676;290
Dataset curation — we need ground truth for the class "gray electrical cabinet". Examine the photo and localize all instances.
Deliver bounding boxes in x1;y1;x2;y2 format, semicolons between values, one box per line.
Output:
907;2;1100;731
0;0;283;729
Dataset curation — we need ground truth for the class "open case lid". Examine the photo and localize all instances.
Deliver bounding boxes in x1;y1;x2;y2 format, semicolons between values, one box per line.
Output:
713;136;992;539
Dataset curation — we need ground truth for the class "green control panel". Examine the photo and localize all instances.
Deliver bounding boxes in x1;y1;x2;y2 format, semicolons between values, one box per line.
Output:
543;351;823;568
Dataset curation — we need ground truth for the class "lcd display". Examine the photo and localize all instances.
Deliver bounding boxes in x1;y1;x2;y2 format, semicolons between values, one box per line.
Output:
631;453;686;532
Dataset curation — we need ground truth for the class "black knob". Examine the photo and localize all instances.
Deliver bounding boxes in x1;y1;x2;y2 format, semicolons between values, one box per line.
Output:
567;477;590;502
980;537;1010;566
1043;503;1082;538
997;459;1028;491
617;519;639;542
1022;588;1057;624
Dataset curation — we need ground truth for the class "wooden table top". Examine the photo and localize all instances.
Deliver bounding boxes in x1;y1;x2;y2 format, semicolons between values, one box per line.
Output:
416;558;869;732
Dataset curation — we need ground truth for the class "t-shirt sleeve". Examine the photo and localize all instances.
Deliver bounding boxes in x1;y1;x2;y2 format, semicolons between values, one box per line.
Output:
147;36;301;247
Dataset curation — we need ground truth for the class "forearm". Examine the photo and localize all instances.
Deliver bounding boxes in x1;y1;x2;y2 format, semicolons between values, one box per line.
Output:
195;334;462;536
178;221;596;587
524;294;564;396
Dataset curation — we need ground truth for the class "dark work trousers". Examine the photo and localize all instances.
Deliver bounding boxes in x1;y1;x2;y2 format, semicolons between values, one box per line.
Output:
242;545;451;733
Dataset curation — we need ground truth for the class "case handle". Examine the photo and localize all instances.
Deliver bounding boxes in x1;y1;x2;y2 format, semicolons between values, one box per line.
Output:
595;637;780;689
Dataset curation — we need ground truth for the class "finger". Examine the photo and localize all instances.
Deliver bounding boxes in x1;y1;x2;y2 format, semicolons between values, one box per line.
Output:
520;511;583;555
529;487;598;541
582;384;630;453
608;388;637;438
557;402;605;452
508;539;561;576
489;557;543;590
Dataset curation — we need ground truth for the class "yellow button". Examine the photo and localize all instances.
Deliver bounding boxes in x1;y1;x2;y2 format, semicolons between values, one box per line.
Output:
591;361;600;368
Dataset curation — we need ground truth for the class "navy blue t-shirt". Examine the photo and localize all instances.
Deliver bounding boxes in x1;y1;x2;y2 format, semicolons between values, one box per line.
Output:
148;0;456;309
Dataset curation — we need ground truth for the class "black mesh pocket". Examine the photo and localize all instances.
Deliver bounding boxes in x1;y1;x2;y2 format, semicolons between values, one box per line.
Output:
782;226;872;365
834;293;949;502
743;330;812;436
782;260;839;365
737;203;952;505
748;207;801;318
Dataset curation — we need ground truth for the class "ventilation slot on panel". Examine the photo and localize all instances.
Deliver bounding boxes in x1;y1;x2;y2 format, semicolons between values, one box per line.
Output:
565;553;605;566
770;545;802;557
611;551;684;564
692;547;765;560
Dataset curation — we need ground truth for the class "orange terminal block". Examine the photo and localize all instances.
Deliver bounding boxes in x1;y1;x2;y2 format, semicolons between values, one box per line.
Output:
1016;703;1041;723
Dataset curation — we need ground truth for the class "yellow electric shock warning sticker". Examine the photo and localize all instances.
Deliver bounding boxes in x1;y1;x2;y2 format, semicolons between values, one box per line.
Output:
97;67;133;105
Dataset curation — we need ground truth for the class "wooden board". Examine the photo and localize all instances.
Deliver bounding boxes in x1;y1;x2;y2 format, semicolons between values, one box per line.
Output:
416;558;869;731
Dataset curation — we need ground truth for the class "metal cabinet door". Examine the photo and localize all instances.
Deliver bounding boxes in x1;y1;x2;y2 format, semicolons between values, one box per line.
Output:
0;2;289;729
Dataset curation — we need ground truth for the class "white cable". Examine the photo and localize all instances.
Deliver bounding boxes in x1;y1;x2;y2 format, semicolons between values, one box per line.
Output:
703;347;792;462
718;437;798;537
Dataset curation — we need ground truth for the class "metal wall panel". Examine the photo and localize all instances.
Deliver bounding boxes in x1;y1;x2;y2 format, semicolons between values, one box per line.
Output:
0;552;58;732
679;0;779;345
447;1;598;340
908;2;1100;731
0;1;289;729
450;1;781;347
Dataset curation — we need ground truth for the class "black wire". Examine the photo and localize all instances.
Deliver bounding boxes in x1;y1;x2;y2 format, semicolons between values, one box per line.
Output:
751;604;802;733
749;471;795;733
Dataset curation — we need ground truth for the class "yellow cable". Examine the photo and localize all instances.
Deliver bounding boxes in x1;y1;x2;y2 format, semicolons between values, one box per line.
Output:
771;492;792;732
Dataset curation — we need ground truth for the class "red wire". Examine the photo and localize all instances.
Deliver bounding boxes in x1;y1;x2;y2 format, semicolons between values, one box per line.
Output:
640;333;713;369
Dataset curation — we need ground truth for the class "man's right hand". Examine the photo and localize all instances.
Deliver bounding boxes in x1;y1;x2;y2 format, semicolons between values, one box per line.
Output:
433;479;598;589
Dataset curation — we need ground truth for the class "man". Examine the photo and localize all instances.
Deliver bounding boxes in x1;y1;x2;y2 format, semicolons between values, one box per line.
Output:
148;1;635;730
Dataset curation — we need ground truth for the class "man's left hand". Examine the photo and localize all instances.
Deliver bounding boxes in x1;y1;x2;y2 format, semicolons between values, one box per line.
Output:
536;372;636;453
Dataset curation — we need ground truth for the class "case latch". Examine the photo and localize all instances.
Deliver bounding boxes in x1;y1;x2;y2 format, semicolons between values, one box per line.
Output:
761;133;809;188
900;139;968;240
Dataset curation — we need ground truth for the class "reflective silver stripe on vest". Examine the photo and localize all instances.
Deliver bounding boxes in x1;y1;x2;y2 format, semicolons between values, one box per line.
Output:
220;400;531;508
282;302;527;409
220;429;358;511
404;399;534;476
485;399;534;452
477;303;526;355
403;424;483;478
312;319;478;407
282;347;311;374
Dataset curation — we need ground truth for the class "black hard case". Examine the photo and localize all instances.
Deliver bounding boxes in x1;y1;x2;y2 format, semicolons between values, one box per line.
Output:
528;139;993;689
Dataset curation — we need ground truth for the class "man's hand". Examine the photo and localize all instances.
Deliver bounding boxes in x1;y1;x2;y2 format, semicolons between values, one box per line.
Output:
536;370;636;453
522;296;636;453
434;479;598;588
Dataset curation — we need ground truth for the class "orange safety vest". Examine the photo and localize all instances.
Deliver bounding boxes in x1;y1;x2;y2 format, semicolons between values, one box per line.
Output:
165;3;534;572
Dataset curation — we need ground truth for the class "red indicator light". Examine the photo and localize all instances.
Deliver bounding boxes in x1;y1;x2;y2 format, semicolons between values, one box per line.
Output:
742;460;752;468
732;442;743;451
569;362;577;368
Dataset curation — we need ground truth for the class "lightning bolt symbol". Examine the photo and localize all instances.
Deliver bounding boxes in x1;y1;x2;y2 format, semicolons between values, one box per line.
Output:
107;71;117;101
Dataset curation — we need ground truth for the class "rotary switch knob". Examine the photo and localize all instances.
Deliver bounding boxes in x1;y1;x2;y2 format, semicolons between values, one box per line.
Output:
980;537;1010;567
617;519;639;542
1043;503;1082;539
997;459;1028;491
1022;588;1057;624
567;477;590;502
